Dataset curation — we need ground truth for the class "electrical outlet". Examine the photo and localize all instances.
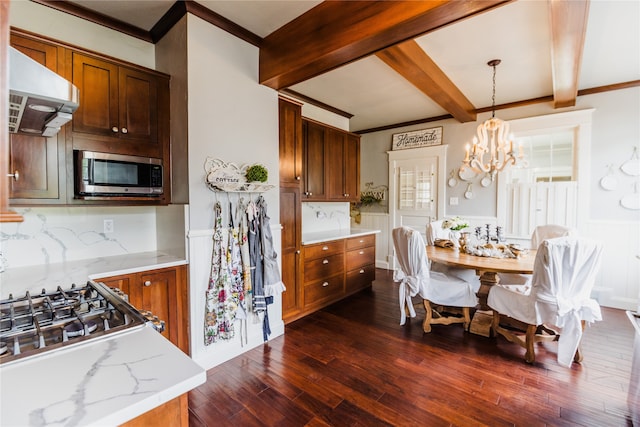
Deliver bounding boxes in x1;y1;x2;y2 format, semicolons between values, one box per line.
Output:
449;197;459;206
104;219;114;234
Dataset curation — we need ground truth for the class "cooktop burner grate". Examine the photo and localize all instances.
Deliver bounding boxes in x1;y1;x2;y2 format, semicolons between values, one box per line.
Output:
0;281;148;366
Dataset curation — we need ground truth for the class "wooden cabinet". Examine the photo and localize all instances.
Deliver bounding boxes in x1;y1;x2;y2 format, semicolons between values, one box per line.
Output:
70;52;169;159
286;234;375;323
279;97;304;322
120;394;188;427
5;29;172;206
95;265;189;355
345;234;376;295
8;33;66;204
302;118;360;202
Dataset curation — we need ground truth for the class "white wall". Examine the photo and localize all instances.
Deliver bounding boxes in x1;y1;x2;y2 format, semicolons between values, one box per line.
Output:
361;87;640;310
182;14;285;369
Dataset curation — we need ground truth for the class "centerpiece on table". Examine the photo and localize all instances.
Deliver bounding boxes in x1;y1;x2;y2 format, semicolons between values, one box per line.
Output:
441;216;470;249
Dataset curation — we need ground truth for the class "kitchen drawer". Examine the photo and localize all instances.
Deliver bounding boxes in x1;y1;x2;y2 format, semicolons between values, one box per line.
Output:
345;234;375;251
304;273;344;307
346;264;375;294
304;253;344;283
346;246;375;271
303;240;344;260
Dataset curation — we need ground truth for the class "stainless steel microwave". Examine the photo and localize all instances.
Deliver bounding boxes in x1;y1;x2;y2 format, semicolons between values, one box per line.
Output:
75;150;163;196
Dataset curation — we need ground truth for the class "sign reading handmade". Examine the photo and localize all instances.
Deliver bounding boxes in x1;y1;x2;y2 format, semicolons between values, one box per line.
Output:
392;126;443;150
204;158;274;192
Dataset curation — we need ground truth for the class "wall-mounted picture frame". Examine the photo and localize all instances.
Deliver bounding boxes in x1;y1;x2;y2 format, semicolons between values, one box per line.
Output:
391;126;443;150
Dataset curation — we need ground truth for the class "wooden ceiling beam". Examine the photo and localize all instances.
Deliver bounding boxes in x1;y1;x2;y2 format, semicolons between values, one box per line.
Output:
376;40;476;123
259;0;513;90
549;0;590;108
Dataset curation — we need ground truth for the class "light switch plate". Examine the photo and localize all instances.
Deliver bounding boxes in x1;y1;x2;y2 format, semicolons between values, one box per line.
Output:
449;197;459;206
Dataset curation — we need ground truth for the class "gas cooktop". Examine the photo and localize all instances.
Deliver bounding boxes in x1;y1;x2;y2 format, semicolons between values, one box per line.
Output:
0;280;158;366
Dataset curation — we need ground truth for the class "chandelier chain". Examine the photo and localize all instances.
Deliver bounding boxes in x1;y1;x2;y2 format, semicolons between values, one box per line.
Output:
491;63;496;118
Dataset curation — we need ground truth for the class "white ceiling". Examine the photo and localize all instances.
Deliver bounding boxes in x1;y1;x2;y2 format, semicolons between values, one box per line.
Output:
69;0;639;132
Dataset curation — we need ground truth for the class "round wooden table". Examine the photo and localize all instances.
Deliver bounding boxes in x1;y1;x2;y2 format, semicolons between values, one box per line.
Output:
425;245;536;336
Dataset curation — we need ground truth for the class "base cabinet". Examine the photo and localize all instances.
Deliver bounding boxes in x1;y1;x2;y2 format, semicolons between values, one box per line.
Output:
94;264;189;355
286;234;375;324
119;394;188;427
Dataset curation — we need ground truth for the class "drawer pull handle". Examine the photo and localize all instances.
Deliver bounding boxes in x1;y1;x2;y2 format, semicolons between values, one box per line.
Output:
112;126;118;133
322;259;329;264
121;127;128;134
143;280;152;286
296;176;301;181
359;251;364;255
322;282;329;287
359;239;364;243
322;246;329;251
7;170;19;181
360;269;365;274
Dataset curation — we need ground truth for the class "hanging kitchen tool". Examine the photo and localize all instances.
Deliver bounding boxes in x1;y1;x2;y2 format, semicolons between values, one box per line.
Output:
480;173;492;188
620;182;640;210
620;147;640;176
599;164;617;191
447;170;458;187
464;183;474;199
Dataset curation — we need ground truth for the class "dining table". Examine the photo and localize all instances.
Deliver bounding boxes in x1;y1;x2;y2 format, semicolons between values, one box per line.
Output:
425;245;536;336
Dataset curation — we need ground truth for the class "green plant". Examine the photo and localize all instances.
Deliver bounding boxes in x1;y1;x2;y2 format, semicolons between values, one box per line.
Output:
359;194;380;206
245;164;268;183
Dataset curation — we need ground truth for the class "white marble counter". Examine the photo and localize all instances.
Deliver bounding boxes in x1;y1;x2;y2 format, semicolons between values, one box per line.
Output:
1;251;187;299
302;228;380;245
0;326;205;426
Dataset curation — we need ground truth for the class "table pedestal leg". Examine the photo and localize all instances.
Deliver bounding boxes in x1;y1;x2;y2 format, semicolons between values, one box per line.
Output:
469;271;498;337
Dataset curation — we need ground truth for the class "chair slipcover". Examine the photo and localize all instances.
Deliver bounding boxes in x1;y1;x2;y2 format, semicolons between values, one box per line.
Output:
498;224;578;291
392;227;478;325
488;236;603;367
426;220;479;286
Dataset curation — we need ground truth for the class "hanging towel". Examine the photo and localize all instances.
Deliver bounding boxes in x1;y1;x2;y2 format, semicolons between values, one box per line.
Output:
248;199;266;315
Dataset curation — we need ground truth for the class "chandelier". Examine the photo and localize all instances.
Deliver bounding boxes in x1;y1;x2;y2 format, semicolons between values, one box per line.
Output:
461;59;527;181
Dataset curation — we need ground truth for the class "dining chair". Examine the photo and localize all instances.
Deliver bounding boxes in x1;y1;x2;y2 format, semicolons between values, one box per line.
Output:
392;226;478;332
426;220;479;285
498;224;578;293
488;236;603;366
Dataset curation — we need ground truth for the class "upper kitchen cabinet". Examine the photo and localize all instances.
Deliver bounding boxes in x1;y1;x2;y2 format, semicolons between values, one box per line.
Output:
8;33;66;204
70;52;170;159
302;118;360;202
278;97;303;186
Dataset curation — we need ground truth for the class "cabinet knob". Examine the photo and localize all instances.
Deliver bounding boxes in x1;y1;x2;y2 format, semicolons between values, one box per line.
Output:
322;282;329;287
112;126;118;133
322;259;329;264
359;269;365;274
296;176;301;181
7;170;19;181
344;193;349;197
121;128;128;134
359;251;364;255
295;250;300;254
143;280;152;286
322;246;329;251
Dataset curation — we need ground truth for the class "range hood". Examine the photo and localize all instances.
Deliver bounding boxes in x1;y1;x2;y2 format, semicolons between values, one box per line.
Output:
8;47;79;137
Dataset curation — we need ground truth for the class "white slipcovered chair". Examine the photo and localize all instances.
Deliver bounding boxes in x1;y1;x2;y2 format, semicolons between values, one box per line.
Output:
498;224;578;292
426;220;479;286
488;236;603;366
392;226;478;333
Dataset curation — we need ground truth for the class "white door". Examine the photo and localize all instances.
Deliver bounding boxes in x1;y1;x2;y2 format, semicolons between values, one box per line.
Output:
388;145;447;269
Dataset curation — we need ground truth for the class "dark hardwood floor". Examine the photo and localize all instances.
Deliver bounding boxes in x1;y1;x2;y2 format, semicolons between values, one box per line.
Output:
188;268;635;427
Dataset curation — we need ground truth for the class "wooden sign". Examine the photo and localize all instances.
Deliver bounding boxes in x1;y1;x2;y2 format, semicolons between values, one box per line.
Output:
392;126;443;150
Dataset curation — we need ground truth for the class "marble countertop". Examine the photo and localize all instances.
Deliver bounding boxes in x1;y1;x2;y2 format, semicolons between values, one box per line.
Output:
0;326;205;426
0;251;187;300
302;228;380;245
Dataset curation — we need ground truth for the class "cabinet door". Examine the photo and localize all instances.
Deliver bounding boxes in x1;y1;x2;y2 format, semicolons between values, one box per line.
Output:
303;120;326;200
138;269;177;344
280;186;302;320
9;35;63;201
344;133;360;202
325;128;346;200
71;52;119;138
278;98;303;185
119;67;159;146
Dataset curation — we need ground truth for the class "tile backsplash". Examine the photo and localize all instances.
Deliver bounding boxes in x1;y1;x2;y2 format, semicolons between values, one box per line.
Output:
0;207;158;270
